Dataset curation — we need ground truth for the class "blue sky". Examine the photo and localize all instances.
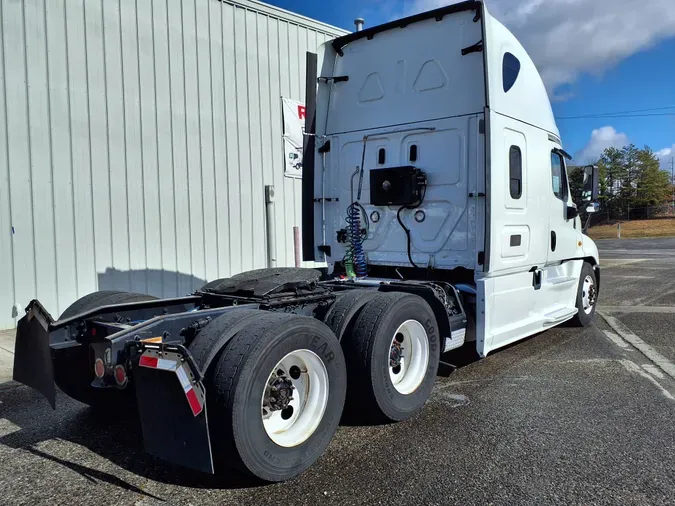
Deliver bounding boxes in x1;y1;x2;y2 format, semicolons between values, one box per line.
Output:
266;0;675;169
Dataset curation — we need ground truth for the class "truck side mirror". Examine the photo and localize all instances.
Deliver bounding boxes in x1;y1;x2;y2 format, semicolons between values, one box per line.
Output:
585;202;600;214
566;206;579;220
582;165;599;203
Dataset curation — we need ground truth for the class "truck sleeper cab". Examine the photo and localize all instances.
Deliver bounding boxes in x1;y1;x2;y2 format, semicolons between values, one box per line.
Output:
303;0;600;356
13;1;600;484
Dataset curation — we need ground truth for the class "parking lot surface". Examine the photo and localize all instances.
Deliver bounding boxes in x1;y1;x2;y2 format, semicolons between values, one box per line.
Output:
1;238;674;505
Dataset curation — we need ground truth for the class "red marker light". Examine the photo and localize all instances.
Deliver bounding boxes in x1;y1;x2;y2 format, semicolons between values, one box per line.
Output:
114;365;127;386
94;358;105;378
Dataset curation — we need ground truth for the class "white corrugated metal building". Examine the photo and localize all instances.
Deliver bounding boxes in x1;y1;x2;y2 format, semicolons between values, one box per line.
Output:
0;0;347;329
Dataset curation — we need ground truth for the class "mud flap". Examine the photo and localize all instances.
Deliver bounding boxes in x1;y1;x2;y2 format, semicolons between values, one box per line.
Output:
12;301;56;408
133;347;214;474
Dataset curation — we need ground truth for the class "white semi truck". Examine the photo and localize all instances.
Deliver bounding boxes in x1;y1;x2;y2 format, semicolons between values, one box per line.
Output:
13;0;600;483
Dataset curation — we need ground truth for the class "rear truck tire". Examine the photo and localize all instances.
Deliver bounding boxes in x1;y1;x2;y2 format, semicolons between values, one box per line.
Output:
569;262;598;327
322;289;377;341
343;292;440;422
188;308;263;375
54;290;157;410
59;290;158;319
207;312;346;482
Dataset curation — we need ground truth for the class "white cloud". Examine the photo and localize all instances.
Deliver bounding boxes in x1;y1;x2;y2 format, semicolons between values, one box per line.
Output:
657;146;674;171
574;126;629;163
391;0;675;94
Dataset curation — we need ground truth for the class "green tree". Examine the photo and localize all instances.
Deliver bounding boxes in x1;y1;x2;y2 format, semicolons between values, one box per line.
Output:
577;144;672;220
634;147;671;208
621;144;640;205
596;146;624;218
568;165;583;206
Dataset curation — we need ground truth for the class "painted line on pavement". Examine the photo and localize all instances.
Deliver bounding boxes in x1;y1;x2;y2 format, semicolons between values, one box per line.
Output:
620;360;674;401
598;311;675;381
602;330;628;348
598;249;675;256
642;364;665;380
599;306;675;314
598;258;647;268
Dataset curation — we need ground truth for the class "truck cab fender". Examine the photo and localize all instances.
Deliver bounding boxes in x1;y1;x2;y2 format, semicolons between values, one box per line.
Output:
581;236;600;293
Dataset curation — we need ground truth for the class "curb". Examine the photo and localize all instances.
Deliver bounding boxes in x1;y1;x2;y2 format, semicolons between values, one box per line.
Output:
0;330;15;385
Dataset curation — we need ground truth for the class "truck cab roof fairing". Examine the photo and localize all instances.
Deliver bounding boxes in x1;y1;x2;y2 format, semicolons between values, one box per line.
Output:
482;4;560;138
329;1;559;141
331;1;483;56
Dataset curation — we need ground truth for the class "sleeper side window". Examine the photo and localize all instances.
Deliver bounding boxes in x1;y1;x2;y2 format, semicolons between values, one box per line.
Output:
377;148;386;165
509;146;522;199
550;151;567;201
502;52;521;93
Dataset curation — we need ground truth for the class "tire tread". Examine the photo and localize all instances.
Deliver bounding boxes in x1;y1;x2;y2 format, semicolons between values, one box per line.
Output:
60;290;156;319
344;292;438;421
207;312;345;481
188;309;261;372
323;290;377;341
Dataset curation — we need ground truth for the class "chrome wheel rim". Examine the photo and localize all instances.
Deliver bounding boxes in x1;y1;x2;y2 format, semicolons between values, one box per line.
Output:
581;275;596;314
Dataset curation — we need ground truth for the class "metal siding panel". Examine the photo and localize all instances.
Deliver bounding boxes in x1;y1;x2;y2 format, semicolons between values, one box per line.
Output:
152;0;179;297
247;10;265;270
221;3;242;276
234;6;253;272
0;0;16;327
210;0;231;279
296;26;308;100
85;0;114;299
307;29;317;55
221;0;346;35
24;0;59;315
266;17;288;268
256;14;275;266
119;0;147;294
44;0;78;313
3;0;38;321
0;0;346;328
167;0;193;296
102;0;131;291
181;0;206;291
197;0;219;284
136;0;163;296
66;0;97;297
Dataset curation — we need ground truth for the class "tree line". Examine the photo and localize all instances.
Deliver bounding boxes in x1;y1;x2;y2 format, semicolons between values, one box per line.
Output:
569;144;673;221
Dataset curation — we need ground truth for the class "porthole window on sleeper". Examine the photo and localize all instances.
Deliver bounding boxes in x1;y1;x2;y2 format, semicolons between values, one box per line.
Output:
502;52;521;93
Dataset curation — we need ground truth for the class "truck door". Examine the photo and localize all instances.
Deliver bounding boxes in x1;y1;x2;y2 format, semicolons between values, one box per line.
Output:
546;148;578;264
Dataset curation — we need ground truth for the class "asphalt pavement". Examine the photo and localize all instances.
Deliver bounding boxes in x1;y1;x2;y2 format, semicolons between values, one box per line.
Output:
1;239;674;505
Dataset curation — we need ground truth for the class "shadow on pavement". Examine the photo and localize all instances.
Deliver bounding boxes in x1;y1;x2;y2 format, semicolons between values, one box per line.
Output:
27;447;165;501
0;386;263;494
338;343;482;427
0;380;20;391
0;332;537;492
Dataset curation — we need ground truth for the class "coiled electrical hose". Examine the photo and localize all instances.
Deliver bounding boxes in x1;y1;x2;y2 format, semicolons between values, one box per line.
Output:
344;202;368;277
